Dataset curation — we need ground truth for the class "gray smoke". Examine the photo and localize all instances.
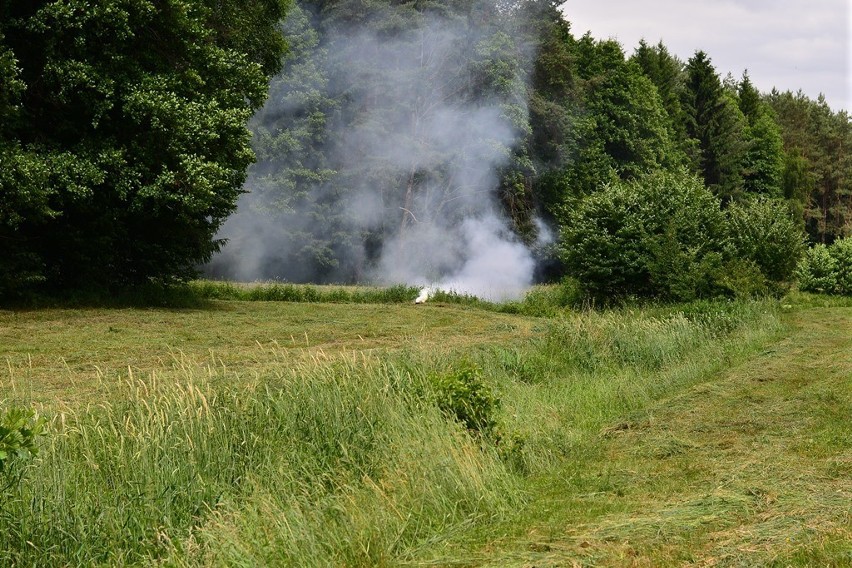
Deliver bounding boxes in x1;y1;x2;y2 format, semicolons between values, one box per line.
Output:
208;3;545;300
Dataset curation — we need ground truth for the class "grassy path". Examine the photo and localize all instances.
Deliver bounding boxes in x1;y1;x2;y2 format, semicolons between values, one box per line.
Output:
469;307;852;566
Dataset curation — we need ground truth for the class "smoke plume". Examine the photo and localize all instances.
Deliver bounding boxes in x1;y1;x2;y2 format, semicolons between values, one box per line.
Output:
207;2;545;300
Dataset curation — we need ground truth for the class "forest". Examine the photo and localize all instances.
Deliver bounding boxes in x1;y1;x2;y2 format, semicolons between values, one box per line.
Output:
1;0;851;300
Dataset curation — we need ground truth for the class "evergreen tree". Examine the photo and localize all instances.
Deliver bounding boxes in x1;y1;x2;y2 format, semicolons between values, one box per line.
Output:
681;51;747;202
737;70;762;125
731;71;784;197
526;3;578;206
741;111;784;197
769;90;852;243
554;35;677;200
208;3;352;282
214;0;536;282
630;39;692;162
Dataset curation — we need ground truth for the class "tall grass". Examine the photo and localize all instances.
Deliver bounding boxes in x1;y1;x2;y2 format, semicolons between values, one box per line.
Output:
190;279;584;316
475;298;784;473
0;295;784;565
0;356;520;566
188;281;424;305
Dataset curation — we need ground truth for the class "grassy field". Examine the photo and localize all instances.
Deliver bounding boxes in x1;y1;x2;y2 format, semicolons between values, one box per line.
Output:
0;287;849;566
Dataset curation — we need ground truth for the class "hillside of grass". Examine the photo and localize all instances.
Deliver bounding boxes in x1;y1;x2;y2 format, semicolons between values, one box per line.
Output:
0;287;849;566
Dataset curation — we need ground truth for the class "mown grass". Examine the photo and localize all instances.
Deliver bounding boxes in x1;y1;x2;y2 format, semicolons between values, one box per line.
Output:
1;286;846;566
0;299;541;405
433;298;852;566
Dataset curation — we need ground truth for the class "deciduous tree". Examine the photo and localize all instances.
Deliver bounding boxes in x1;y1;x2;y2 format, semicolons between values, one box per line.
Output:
0;0;289;296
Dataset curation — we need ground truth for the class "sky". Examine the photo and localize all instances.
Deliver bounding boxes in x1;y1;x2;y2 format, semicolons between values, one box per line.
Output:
560;0;850;112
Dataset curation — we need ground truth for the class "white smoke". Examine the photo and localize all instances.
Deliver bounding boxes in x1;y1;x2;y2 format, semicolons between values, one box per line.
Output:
434;216;536;301
208;2;544;300
414;286;432;304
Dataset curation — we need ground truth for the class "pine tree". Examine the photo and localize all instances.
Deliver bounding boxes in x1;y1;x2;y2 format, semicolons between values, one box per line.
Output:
769;90;852;243
630;39;692;162
681;51;747;202
737;70;762;125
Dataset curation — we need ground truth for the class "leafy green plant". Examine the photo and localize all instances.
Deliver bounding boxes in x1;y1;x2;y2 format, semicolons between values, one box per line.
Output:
559;169;728;302
713;257;768;298
432;364;500;438
0;408;44;491
797;244;838;294
828;237;852;295
725;196;805;284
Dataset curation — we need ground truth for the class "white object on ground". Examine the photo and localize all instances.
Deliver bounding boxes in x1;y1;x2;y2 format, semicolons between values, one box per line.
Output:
414;287;432;304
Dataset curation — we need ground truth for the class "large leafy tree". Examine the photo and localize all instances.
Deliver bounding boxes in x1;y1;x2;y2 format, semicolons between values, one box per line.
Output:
0;0;288;296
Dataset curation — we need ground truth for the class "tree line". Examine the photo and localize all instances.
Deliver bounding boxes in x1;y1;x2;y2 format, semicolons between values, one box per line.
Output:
1;0;849;300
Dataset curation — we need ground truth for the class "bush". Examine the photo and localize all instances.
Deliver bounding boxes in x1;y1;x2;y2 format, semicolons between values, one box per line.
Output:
713;258;768;298
559;169;728;302
830;237;852;295
431;364;499;438
1;408;44;491
798;237;852;296
797;244;838;294
726;196;805;284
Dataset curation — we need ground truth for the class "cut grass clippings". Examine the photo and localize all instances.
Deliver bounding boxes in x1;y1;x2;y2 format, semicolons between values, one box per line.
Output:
0;288;849;566
444;303;852;567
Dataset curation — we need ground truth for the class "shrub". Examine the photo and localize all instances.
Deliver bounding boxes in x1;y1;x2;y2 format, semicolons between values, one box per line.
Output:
559;169;728;302
713;257;768;298
0;408;44;491
829;237;852;295
725;196;805;284
797;244;838;294
431;364;499;438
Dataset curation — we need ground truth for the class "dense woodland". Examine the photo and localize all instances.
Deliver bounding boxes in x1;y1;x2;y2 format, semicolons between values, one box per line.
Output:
1;0;850;300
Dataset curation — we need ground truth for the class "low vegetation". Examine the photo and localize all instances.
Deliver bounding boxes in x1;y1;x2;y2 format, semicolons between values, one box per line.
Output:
798;236;852;296
4;287;848;565
559;169;805;302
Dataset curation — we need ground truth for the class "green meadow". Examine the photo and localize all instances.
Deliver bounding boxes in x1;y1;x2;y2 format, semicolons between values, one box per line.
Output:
1;286;850;566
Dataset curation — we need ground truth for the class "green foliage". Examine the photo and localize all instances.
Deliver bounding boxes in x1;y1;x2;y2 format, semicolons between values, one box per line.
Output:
498;278;583;316
541;35;679;207
781;147;813;222
681;51;748;202
0;408;44;491
769;90;852;244
830;237;852;295
0;0;289;297
560;168;806;301
797;244;837;294
712;257;769;298
559;169;728;302
798;237;852;295
630;40;693;164
741;111;784;197
725;196;805;284
432;364;499;438
736;71;762;125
